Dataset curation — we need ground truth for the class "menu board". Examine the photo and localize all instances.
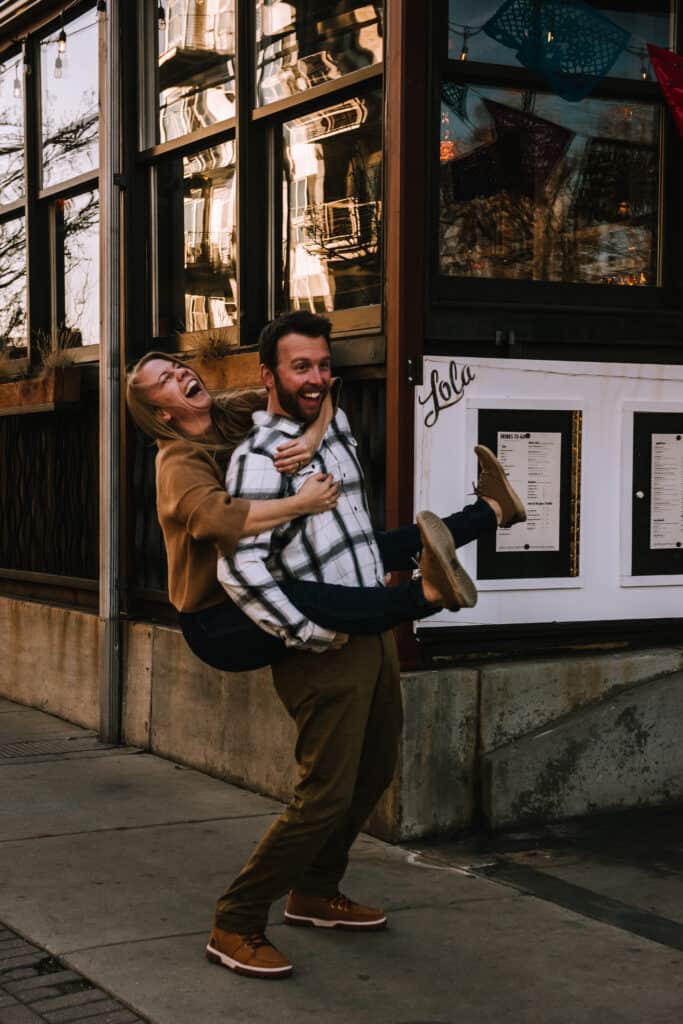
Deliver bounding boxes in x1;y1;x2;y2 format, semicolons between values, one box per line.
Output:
477;409;581;580
650;434;683;550
496;432;562;553
632;414;683;575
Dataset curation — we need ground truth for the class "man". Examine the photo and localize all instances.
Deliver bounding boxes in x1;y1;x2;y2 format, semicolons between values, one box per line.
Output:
208;311;521;979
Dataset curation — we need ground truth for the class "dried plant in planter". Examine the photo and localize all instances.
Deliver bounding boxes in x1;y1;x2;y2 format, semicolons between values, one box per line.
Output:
33;326;82;378
196;332;235;363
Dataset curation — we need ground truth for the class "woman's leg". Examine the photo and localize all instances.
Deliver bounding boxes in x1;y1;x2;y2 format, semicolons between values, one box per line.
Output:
179;602;289;673
280;578;437;635
375;498;497;573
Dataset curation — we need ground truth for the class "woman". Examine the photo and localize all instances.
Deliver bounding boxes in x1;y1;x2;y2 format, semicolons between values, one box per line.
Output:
126;352;523;671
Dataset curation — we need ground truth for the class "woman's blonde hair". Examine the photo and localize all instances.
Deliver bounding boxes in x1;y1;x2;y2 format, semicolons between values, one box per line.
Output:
125;351;264;457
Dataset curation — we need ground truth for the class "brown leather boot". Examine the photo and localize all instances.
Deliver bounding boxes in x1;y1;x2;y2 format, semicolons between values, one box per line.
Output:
284;891;387;930
474;444;527;527
417;511;477;609
206;926;293;979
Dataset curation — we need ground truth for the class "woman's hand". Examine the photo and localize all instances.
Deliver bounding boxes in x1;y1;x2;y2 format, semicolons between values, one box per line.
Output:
274;437;314;475
295;473;340;515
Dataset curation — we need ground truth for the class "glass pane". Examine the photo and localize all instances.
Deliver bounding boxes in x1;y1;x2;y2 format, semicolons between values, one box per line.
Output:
40;9;99;189
255;1;383;107
448;1;672;81
56;191;99;346
440;86;659;286
157;141;238;335
0;54;25;206
281;90;382;314
0;216;27;358
158;0;236;144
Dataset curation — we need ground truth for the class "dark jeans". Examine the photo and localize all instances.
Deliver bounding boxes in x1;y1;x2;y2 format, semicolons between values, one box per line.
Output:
179;499;495;672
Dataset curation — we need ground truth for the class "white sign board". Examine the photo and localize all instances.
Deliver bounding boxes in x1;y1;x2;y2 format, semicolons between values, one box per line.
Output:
414;356;683;629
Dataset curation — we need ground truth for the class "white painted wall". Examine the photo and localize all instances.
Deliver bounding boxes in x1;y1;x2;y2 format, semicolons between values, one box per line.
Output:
414;356;683;628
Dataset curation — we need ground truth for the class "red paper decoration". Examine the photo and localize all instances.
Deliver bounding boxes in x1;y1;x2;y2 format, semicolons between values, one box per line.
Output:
648;44;683;139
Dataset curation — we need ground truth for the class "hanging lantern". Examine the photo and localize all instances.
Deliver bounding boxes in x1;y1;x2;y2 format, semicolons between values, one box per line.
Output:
648;44;683;139
483;0;630;102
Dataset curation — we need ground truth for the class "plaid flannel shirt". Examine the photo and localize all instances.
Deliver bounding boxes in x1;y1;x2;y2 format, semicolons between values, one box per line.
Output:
217;408;384;651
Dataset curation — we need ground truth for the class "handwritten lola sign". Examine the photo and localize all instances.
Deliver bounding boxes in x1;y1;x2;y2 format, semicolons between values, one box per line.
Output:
418;360;476;428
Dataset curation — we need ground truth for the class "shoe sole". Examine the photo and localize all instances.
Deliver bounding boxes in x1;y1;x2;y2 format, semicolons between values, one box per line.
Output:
417;511;477;609
284;911;387;930
474;445;527;526
206;942;293;979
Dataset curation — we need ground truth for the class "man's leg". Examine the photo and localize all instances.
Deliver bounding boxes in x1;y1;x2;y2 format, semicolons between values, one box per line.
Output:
285;632;402;918
212;633;385;935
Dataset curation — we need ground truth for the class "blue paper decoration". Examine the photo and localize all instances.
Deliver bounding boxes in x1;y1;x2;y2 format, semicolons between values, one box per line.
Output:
441;81;471;124
483;0;630;101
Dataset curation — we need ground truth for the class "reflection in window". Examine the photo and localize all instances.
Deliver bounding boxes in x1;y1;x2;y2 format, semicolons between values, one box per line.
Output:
281;91;382;314
157;141;237;335
0;217;27;357
255;1;383;106
56;191;99;346
41;9;98;189
448;1;672;81
439;87;659;286
159;0;236;144
0;55;24;206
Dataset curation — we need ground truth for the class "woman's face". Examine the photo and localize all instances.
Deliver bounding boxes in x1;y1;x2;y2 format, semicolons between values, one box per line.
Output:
137;358;212;435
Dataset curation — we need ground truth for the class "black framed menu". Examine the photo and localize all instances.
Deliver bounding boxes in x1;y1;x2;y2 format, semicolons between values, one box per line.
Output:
477;409;582;580
632;412;683;576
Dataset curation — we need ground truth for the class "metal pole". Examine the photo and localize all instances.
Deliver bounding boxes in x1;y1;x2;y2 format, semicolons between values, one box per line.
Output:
98;0;122;743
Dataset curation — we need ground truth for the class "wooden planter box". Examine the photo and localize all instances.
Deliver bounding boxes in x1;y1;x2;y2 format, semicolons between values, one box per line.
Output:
195;350;261;392
0;367;81;417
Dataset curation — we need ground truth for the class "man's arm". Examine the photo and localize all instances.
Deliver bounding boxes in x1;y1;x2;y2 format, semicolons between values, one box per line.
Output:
218;449;336;651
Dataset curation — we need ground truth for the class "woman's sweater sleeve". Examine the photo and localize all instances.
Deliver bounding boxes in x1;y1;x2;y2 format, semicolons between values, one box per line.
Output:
156;440;250;557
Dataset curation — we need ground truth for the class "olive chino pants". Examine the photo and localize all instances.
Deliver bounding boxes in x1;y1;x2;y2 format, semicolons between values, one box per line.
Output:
214;631;402;934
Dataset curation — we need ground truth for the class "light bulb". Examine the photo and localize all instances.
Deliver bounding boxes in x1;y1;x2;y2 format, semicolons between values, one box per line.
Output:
54;55;63;78
58;28;67;53
158;4;166;29
13;74;21;98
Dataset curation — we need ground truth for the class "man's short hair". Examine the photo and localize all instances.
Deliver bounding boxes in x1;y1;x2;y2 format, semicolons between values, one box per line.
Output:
258;311;332;371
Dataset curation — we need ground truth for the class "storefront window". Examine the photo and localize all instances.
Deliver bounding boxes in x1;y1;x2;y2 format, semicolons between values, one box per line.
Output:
448;1;672;81
56;191;99;346
40;9;99;189
158;0;236;144
280;90;382;314
440;88;660;287
0;216;27;357
0;54;25;207
157;140;237;335
255;1;383;107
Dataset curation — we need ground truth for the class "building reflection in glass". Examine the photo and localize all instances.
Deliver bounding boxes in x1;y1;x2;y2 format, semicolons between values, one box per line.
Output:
159;1;236;144
281;90;382;313
0;217;27;356
56;191;99;346
447;1;672;81
255;1;383;107
157;141;237;335
439;87;659;287
0;55;25;207
40;9;98;189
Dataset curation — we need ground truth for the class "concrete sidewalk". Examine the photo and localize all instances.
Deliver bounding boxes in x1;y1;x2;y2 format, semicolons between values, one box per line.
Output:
1;697;681;1024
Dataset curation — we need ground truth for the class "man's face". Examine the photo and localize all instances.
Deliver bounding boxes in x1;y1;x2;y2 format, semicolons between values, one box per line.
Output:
262;332;332;423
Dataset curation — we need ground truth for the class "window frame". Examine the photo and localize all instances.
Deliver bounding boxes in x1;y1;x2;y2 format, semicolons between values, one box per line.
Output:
428;0;683;356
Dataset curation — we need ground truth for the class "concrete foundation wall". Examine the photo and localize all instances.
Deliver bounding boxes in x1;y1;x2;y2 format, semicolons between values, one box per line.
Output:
0;597;99;730
3;595;683;839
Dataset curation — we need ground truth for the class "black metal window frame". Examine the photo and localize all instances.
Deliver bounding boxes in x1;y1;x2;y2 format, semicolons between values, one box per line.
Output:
134;0;385;360
0;0;101;374
427;0;683;361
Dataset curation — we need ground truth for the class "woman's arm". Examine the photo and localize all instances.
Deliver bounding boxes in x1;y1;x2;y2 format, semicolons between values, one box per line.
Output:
240;473;340;537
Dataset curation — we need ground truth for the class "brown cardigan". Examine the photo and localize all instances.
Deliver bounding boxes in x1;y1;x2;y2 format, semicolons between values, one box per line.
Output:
155;438;250;613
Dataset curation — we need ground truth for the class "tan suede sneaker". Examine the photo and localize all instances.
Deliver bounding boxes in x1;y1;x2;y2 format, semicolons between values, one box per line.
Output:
206;927;293;979
284;891;387;930
474;444;527;527
417;510;477;610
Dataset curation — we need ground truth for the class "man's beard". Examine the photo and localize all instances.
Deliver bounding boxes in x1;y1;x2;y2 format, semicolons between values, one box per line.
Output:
274;373;328;423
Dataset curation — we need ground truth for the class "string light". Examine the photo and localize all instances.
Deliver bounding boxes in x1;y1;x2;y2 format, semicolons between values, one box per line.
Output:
460;29;469;62
54;54;63;78
58;25;67;53
158;4;166;30
12;67;21;98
